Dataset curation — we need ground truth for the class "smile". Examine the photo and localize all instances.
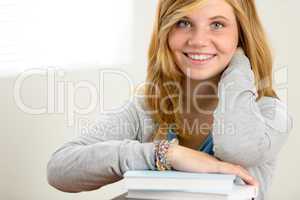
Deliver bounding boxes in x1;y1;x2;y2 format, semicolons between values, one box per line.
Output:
183;52;216;65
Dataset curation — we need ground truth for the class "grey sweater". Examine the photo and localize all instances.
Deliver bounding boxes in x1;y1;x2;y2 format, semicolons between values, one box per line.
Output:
47;51;293;200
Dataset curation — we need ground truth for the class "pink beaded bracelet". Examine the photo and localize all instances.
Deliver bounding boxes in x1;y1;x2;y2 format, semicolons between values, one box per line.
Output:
154;138;179;171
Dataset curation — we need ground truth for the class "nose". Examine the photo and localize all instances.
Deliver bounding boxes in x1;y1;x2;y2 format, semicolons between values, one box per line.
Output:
187;28;211;47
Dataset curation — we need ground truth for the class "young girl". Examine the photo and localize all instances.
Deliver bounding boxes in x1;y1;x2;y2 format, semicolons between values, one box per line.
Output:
47;0;293;199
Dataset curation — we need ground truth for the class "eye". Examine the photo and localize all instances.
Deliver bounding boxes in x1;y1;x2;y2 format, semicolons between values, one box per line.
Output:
176;19;192;29
210;22;225;30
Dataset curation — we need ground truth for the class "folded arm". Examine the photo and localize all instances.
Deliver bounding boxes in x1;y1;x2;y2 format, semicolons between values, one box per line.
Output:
212;50;292;167
211;50;293;199
47;101;156;192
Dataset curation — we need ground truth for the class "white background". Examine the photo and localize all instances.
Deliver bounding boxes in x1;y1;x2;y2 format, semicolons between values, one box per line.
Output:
0;0;135;74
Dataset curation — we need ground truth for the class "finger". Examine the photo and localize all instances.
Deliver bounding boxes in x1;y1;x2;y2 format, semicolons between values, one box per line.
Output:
234;167;258;186
243;176;259;187
236;165;253;179
217;162;259;187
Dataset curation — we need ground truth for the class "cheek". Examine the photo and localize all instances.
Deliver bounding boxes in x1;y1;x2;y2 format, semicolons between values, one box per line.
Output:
216;34;238;53
215;33;238;62
168;31;187;53
168;30;176;51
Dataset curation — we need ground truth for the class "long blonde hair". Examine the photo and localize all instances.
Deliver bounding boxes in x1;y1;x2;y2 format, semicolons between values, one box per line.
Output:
143;0;278;141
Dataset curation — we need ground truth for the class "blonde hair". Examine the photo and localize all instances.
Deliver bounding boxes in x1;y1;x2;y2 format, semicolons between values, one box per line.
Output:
142;0;278;141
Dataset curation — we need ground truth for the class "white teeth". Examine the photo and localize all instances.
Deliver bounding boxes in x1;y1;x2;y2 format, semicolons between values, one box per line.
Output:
187;54;215;61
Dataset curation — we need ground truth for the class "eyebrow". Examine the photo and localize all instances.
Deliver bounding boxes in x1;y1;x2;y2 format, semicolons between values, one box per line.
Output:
209;15;230;21
183;15;230;22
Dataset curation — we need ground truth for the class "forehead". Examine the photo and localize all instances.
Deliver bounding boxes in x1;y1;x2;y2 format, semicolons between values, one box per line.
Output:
186;0;236;20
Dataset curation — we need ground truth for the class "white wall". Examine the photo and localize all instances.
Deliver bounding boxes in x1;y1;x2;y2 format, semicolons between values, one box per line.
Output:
1;0;299;200
1;1;158;200
0;0;133;75
256;1;300;199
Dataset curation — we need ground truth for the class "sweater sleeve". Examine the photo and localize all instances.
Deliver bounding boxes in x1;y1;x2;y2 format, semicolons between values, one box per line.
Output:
212;50;293;167
47;100;156;193
212;50;293;199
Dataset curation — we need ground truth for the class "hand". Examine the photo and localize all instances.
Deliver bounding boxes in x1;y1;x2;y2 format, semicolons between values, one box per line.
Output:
167;144;259;187
216;161;259;187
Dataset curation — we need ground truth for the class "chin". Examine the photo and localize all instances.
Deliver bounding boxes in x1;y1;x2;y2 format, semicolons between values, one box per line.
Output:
186;75;215;81
182;68;221;82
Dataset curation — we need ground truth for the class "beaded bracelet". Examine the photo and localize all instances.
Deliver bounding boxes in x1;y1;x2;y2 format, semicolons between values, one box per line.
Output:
154;138;179;171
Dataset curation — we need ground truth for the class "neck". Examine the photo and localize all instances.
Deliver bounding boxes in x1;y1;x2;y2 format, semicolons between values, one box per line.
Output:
182;75;220;115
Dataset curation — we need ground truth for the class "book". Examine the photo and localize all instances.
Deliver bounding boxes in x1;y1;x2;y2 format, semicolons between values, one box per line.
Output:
126;184;257;200
123;170;258;200
124;170;236;194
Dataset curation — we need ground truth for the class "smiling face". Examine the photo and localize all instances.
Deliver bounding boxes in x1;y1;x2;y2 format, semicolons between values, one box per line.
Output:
168;0;239;81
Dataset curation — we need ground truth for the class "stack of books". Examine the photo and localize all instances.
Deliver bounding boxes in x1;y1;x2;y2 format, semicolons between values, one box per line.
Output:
123;170;258;200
